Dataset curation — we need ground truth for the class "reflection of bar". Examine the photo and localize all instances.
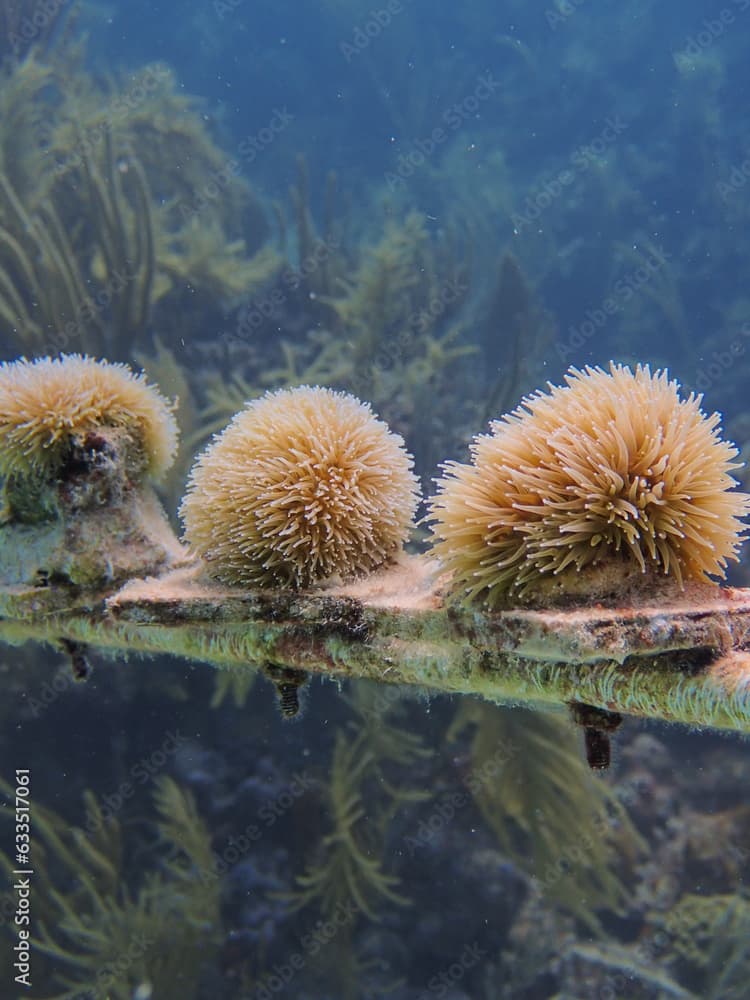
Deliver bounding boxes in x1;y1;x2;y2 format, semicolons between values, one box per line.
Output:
568;702;624;771
2;555;750;735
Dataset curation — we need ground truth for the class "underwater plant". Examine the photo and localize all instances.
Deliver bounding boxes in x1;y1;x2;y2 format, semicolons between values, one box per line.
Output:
0;774;221;999
448;700;645;933
191;173;478;485
0;0;77;67
0;31;277;361
283;729;411;921
180;385;419;588
344;681;432;793
661;891;750;999
431;362;750;607
210;663;258;709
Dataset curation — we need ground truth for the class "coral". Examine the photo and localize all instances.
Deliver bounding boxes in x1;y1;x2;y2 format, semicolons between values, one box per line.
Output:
0;354;177;480
180;385;419;588
431;362;750;607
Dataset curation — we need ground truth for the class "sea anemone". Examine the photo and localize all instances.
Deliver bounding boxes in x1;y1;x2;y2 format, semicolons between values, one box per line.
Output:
0;354;178;480
430;362;750;606
180;385;419;588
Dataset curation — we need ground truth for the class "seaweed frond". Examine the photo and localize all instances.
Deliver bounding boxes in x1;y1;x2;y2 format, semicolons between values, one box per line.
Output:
0;773;221;999
283;731;410;921
449;700;645;933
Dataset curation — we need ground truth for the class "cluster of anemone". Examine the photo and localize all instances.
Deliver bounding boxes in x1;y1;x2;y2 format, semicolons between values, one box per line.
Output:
180;385;419;588
2;354;748;606
0;355;181;586
0;354;177;481
430;363;750;605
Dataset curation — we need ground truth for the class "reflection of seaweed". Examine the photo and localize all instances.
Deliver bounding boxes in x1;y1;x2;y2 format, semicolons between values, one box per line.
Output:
0;774;221;999
285;682;430;931
285;731;410;920
345;681;432;801
210;664;258;709
448;700;644;932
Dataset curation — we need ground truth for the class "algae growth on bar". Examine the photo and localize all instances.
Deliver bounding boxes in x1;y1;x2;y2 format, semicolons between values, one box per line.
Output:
2;355;750;740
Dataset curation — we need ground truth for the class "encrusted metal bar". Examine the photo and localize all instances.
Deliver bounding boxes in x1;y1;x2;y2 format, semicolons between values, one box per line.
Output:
2;555;750;734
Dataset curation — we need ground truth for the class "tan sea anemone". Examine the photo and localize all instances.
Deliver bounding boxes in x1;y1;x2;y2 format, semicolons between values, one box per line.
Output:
0;354;178;479
430;362;750;606
180;385;420;588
